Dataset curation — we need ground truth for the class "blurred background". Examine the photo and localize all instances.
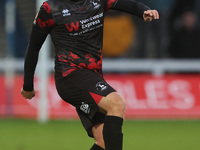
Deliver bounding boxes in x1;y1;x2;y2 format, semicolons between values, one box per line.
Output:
1;0;200;58
0;0;200;150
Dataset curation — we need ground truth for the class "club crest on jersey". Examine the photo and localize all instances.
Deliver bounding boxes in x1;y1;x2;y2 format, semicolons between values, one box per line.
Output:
62;9;71;16
80;102;90;114
91;0;101;10
96;82;108;91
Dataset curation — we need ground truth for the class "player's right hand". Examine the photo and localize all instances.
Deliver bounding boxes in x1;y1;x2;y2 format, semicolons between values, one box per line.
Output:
21;88;35;100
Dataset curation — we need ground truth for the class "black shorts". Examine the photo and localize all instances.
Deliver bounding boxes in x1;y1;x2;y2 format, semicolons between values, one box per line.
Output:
55;69;116;137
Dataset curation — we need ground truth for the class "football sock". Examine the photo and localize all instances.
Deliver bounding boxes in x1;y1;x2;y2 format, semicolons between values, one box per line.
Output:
90;144;105;150
103;115;123;150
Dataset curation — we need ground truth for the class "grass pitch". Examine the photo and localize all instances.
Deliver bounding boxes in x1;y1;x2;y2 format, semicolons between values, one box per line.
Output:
0;119;199;150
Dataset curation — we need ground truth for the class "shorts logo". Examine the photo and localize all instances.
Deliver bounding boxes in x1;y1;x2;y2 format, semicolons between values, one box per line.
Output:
96;82;108;91
80;102;90;114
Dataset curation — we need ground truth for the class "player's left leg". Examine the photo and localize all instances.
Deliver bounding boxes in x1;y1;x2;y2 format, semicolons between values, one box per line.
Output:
90;144;104;150
90;123;105;150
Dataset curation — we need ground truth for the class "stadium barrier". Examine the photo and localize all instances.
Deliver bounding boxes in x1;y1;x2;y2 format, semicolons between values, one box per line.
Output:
0;58;200;119
1;58;200;74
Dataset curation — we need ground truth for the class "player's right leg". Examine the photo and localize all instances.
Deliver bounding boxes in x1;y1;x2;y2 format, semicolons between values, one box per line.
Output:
55;69;125;150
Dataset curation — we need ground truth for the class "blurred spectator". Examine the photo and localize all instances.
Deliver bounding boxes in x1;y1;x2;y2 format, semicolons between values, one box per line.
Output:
0;0;5;57
169;11;200;58
169;0;196;36
130;0;175;58
0;0;4;24
195;0;200;26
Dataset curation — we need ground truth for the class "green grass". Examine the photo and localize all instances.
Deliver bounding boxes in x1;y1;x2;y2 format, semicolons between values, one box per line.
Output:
0;119;199;150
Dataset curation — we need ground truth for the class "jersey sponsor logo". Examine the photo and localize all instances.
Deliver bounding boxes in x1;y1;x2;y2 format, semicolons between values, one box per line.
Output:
96;82;108;91
65;21;79;32
62;9;71;16
80;102;90;114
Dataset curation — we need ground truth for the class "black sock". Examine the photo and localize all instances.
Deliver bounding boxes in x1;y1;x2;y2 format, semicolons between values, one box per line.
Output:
103;116;123;150
90;144;104;150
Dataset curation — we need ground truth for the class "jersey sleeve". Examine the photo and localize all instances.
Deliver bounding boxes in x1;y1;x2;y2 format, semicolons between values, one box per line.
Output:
104;0;150;19
23;2;53;91
23;27;48;91
33;2;54;34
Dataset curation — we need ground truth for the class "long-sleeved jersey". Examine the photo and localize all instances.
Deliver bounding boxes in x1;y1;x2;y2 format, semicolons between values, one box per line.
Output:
23;0;150;91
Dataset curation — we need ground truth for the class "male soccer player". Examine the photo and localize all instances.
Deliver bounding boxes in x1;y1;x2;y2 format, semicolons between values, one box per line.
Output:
21;0;159;149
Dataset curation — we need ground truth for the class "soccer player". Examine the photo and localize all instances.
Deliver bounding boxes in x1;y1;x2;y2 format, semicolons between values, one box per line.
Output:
21;0;159;149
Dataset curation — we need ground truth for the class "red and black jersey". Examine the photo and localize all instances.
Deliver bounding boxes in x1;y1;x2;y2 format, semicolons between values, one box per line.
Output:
23;0;150;91
34;0;119;77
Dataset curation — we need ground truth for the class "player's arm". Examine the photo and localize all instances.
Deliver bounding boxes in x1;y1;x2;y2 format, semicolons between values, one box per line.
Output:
21;26;48;100
21;2;54;100
109;0;159;22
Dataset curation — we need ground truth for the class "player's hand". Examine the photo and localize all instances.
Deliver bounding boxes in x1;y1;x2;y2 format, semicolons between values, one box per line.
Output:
143;10;159;22
21;88;35;100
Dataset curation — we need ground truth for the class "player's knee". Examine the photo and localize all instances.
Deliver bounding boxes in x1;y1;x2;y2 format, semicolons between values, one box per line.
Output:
111;95;126;112
98;92;126;117
106;92;126;113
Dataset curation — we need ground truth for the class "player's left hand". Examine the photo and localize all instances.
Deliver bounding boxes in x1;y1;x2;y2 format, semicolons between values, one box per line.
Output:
143;10;159;22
